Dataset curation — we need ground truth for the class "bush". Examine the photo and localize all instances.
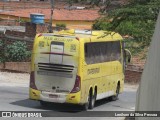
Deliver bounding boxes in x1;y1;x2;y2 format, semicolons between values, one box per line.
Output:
92;19;112;30
0;39;5;63
6;41;31;62
56;23;66;29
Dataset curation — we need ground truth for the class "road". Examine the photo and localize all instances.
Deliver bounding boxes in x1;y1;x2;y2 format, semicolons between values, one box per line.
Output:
0;71;138;120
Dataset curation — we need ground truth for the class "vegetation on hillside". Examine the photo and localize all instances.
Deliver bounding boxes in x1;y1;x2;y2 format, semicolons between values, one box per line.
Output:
92;0;160;56
67;0;160;57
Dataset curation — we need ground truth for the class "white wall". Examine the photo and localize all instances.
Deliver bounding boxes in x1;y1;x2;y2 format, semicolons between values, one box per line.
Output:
136;12;160;120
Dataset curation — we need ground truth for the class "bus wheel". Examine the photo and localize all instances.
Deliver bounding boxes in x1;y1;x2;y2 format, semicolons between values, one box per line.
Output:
111;84;120;101
82;90;96;110
89;91;96;109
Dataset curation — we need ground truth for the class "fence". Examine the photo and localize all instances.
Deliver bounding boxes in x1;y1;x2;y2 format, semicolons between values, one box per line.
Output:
125;64;143;83
0;62;30;73
0;32;33;72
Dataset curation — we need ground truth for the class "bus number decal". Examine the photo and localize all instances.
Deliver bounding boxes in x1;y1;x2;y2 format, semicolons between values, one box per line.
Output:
87;68;100;75
70;44;76;52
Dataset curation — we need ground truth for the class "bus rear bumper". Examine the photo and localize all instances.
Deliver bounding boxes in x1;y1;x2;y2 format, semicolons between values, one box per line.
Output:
40;91;66;103
29;88;81;104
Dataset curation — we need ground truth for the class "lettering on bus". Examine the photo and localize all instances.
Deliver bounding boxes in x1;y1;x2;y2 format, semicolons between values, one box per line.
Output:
39;41;45;47
54;38;73;42
44;37;53;41
44;37;73;42
87;68;100;75
70;44;76;52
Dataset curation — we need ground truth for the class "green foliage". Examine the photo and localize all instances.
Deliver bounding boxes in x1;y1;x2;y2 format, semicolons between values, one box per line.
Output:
0;39;3;47
5;41;31;62
0;39;5;63
92;18;112;30
56;23;66;29
93;0;160;56
16;18;29;23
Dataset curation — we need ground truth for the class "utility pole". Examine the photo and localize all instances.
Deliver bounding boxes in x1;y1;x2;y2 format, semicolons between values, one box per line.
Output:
49;0;54;33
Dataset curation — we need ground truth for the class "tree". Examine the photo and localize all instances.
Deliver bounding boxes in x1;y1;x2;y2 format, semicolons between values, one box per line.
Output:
66;0;122;12
93;0;160;56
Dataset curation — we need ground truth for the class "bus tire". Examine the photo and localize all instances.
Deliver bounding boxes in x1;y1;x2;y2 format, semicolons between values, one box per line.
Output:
111;84;120;101
89;90;96;109
82;89;97;110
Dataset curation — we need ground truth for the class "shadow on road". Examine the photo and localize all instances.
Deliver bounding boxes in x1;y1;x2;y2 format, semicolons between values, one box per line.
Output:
10;97;113;112
95;98;111;108
10;99;82;112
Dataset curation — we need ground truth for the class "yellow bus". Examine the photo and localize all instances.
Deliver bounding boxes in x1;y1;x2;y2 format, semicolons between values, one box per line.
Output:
29;29;131;110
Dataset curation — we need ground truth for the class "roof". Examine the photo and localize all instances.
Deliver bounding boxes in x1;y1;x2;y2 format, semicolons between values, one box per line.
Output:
0;8;100;21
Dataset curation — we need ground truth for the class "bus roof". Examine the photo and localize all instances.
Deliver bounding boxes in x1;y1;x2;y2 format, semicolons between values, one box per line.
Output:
38;29;123;41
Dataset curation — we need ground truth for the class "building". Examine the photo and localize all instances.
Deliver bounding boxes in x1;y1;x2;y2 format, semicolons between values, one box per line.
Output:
0;8;100;30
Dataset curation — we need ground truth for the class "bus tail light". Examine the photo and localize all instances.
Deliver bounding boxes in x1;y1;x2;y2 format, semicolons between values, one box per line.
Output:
30;71;37;90
71;75;81;93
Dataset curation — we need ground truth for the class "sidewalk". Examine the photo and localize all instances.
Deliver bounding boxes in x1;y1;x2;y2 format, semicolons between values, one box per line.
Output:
0;71;29;87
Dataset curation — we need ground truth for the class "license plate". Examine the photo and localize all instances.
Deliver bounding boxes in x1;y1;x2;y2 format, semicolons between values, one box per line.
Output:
49;94;58;98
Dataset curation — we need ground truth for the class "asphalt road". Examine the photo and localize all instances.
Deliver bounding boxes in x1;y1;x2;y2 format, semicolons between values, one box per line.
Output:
0;71;137;120
0;84;137;120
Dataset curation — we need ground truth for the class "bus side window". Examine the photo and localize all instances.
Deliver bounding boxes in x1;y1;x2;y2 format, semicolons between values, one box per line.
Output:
110;41;121;62
84;41;121;65
85;43;96;64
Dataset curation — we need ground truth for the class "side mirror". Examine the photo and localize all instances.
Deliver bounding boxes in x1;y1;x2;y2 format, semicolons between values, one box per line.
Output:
124;49;131;64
